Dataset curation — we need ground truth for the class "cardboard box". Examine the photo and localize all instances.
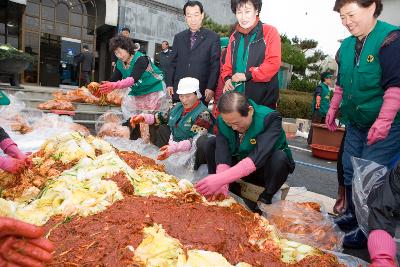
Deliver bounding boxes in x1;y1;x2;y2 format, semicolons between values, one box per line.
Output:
236;180;290;202
282;122;297;139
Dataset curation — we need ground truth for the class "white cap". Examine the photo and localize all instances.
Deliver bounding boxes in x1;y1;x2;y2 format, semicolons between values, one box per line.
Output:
176;77;202;99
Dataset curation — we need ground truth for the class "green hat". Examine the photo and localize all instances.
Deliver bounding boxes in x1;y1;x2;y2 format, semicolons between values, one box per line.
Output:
0;90;10;106
220;37;229;49
320;72;334;82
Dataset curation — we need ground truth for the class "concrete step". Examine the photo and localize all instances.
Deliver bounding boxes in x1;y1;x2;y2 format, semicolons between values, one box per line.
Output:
21;98;121;113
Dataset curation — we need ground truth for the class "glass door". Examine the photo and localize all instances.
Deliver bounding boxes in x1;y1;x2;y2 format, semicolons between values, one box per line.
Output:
60;37;81;86
39;33;61;87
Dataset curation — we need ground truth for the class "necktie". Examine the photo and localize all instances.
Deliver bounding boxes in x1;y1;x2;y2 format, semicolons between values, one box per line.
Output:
190;32;197;49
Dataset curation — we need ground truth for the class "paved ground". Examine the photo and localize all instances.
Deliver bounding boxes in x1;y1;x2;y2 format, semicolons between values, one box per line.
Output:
287;137;338;199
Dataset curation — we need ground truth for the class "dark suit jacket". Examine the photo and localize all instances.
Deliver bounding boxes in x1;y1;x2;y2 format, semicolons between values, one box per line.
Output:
167;28;220;102
77;51;94;72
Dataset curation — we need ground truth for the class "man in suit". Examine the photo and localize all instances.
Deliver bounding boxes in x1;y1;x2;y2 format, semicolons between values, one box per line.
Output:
166;1;220;104
154;40;172;80
77;44;94;86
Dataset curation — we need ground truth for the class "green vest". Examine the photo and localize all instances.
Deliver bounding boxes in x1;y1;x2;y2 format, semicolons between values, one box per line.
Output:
339;20;400;128
312;83;330;117
116;51;164;96
0;90;10;106
218;100;292;161
167;102;213;142
233;31;257;93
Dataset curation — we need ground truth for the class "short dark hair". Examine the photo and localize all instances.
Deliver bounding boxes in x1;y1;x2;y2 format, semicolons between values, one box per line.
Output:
231;0;262;14
218;91;250;117
121;27;130;33
333;0;383;17
183;1;204;15
109;36;135;54
82;44;89;50
162;40;169;46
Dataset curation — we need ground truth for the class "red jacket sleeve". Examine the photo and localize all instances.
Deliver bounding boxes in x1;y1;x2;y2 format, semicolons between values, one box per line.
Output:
221;34;235;82
249;24;281;83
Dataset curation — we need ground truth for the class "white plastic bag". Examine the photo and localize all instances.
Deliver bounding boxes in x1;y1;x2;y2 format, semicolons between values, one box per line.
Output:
95;111;130;139
352;157;387;235
260;200;344;251
121;88;169;119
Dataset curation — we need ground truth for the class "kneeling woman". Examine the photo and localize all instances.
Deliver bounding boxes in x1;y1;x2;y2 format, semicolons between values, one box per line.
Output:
99;36;166;113
196;91;295;205
130;77;214;169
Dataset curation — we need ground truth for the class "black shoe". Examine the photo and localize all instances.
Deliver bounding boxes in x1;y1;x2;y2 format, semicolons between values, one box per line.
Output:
334;185;358;231
334;210;358;231
343;227;367;249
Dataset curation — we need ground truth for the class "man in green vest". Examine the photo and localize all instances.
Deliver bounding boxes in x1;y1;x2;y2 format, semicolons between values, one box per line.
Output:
307;72;333;144
130;77;214;169
196;91;295;208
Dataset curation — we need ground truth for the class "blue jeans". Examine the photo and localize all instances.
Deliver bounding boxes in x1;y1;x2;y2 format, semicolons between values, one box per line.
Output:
342;123;400;186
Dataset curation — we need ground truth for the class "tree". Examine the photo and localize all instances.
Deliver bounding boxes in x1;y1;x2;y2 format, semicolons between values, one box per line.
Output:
202;15;233;37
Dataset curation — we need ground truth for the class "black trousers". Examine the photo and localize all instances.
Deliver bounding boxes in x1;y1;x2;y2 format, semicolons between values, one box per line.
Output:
307;111;325;144
81;71;91;85
123;120;208;170
206;137;295;204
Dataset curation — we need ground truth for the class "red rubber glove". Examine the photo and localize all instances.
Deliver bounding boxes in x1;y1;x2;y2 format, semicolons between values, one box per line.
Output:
325;85;343;131
195;157;256;196
0;156;26;174
368;230;397;267
0;217;54;267
130;114;155;128
367;87;400;146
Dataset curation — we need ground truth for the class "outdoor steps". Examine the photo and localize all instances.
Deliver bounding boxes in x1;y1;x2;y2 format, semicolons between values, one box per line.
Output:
1;84;123;133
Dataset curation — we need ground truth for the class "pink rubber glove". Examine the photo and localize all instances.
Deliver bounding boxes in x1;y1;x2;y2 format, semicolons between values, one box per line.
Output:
210;164;232;197
99;77;134;94
216;164;230;173
325;85;343;131
368;230;397;267
1;139;27;161
0;156;26;174
195;157;256;196
157;139;192;160
368;87;400;145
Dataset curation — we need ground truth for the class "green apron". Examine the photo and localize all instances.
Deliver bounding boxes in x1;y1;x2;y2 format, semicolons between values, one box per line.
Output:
339;20;400;128
218;100;292;161
116;51;164;96
168;102;213;142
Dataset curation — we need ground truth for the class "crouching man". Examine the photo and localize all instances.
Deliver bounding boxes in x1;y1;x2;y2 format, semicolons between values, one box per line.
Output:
196;91;295;206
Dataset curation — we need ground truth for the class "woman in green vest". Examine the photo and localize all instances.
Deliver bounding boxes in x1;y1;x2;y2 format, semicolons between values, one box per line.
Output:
195;91;295;210
99;36;166;113
327;0;400;249
307;72;333;144
130;77;214;169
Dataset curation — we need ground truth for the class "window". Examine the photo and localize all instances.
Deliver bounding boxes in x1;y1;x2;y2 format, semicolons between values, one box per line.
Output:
55;3;69;23
42;5;54;20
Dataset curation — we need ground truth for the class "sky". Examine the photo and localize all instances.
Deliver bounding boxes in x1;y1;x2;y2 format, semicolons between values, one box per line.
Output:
260;0;350;57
